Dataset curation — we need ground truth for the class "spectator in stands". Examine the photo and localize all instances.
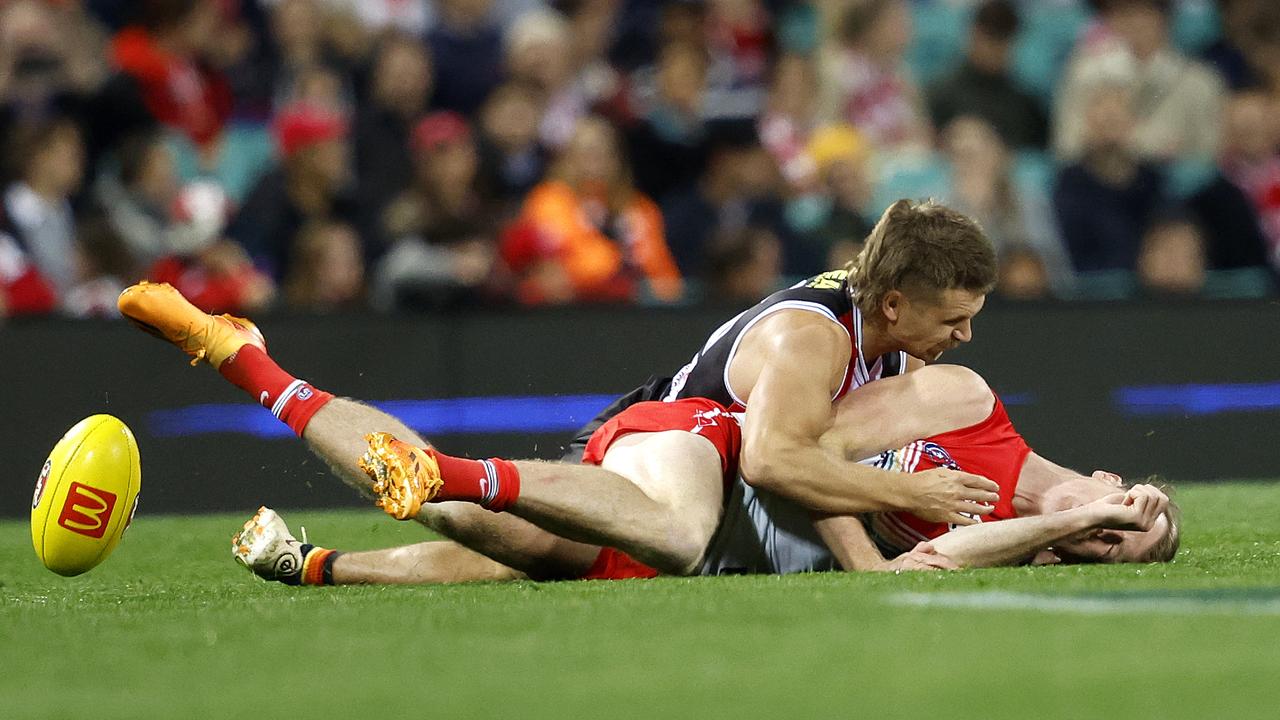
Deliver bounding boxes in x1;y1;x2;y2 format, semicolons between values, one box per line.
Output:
504;7;617;152
373;111;497;310
428;0;503;115
92;131;180;271
284;220;365;311
0;0;106;123
147;240;276;315
1137;217;1207;295
227;103;359;279
926;0;1047;150
343;0;431;37
107;0;232;149
1053;0;1224;163
626;40;711;205
706;225;782;301
661;139;784;279
1052;82;1164;273
701;0;772;136
476;81;549;215
352;32;433;253
785;124;874;274
62;212;132;317
502;116;682;304
997;246;1051;300
1217;89;1280;272
2;119;83;296
759;54;821;191
145;180;276;314
1183;89;1274;272
0;218;57;317
816;0;927;151
1201;0;1273;91
941;116;1073;296
266;0;354;113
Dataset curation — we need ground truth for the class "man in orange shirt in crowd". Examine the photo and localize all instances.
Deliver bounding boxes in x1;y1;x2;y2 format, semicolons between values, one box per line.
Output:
501;116;683;304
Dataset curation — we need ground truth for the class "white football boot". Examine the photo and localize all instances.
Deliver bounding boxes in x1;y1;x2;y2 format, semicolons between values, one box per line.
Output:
232;507;308;585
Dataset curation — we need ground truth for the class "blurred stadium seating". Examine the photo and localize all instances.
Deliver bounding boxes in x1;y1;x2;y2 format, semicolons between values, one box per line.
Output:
0;0;1275;319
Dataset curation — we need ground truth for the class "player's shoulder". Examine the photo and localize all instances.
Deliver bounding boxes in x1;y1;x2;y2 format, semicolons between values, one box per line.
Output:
798;269;852;291
749;306;851;366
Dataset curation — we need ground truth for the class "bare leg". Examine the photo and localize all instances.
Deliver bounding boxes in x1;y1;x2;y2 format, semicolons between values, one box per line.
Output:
329;540;525;584
509;431;725;574
302;398;599;579
822;365;995;461
302;398;725;576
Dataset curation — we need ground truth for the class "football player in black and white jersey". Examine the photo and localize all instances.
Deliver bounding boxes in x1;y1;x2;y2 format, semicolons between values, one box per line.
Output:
407;199;1004;578
552;199;1001;564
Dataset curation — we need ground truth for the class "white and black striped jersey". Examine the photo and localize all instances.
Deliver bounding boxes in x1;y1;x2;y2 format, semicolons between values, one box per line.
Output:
564;269;908;458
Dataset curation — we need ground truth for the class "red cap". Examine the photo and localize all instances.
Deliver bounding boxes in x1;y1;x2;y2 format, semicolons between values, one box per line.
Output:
412;111;471;152
274;105;348;157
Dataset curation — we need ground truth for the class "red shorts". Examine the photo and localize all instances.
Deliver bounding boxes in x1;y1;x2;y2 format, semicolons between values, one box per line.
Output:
578;398;742;580
581;547;661;580
580;398;742;483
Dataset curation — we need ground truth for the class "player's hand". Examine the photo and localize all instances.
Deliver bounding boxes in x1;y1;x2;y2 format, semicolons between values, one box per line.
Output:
876;542;959;572
902;468;1000;526
1086;485;1170;531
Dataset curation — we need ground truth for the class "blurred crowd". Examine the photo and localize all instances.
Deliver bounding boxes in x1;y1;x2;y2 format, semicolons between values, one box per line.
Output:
1;0;1278;319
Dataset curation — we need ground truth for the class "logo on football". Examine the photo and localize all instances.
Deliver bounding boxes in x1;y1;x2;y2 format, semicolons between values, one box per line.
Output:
32;459;51;509
57;482;119;540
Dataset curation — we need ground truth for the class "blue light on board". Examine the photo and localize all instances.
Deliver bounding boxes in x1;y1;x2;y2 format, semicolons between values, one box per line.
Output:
147;394;620;439
1114;382;1280;416
144;381;1280;439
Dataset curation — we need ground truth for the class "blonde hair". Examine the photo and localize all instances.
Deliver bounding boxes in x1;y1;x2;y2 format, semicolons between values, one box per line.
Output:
848;199;997;315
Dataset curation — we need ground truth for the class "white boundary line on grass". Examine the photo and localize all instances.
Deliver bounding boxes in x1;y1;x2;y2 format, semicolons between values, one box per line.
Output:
887;591;1280;616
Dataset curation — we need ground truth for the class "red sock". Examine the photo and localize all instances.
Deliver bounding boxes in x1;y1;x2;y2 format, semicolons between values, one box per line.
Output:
430;452;521;512
218;345;334;437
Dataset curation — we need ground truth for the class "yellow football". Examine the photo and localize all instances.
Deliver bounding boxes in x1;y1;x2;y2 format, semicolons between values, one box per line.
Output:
31;415;142;577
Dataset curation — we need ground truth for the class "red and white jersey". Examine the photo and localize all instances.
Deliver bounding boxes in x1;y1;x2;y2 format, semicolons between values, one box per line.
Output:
700;394;1032;575
863;395;1031;557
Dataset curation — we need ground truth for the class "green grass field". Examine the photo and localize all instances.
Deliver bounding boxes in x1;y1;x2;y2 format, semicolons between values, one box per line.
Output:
4;482;1280;720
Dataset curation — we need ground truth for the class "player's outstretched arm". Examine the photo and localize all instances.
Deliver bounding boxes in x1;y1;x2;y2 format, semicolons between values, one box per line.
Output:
737;313;998;523
811;514;956;572
924;509;1102;568
923;487;1169;568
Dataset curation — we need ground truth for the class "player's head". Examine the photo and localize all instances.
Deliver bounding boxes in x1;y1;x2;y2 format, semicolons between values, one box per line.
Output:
849;199;997;360
1043;471;1181;564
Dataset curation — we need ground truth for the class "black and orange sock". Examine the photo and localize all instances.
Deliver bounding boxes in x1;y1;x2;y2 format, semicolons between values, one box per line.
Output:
294;544;341;586
430;452;521;512
218;345;334;436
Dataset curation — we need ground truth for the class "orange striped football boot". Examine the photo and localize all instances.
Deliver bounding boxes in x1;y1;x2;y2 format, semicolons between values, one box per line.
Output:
117;281;264;369
358;432;443;520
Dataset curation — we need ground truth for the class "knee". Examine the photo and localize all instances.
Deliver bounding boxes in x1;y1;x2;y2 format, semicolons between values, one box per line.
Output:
919;365;993;418
416;501;469;538
651;510;719;576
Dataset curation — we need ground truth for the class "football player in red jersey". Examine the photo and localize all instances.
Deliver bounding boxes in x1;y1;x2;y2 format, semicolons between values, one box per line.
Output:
228;364;1178;585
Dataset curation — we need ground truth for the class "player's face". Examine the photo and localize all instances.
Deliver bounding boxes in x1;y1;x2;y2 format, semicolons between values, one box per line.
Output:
1054;515;1170;564
883;288;986;361
1042;473;1168;564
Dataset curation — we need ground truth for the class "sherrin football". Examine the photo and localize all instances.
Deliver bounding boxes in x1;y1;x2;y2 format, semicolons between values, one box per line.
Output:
31;415;141;576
